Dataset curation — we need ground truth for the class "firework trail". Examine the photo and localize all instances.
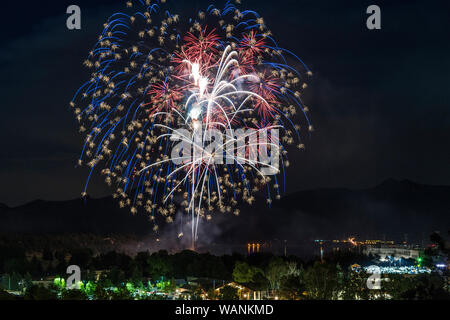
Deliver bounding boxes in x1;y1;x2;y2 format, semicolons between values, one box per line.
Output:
71;0;313;249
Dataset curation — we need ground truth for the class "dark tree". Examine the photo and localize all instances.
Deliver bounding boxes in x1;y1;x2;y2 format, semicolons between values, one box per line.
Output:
24;285;58;300
61;289;87;300
0;289;16;300
147;251;173;281
220;285;239;300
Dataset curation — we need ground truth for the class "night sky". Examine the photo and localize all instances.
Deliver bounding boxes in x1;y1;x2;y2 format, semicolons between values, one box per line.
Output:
1;0;449;206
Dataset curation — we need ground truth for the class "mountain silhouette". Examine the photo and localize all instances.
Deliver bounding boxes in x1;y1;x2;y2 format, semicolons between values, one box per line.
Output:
0;179;448;244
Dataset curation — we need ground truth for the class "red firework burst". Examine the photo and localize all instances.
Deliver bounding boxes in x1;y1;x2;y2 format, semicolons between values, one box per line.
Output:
239;30;266;59
248;70;281;119
146;81;182;116
228;51;256;80
172;27;220;76
183;27;220;57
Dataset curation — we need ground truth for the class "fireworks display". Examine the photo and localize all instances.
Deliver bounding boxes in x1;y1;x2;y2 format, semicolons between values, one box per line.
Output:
71;0;312;247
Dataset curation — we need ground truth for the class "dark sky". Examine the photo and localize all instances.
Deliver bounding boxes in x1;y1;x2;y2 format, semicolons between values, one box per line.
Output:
0;0;449;206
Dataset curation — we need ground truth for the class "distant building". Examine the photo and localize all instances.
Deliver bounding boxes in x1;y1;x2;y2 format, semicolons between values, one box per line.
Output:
247;243;261;254
32;275;58;288
363;245;420;260
359;240;395;246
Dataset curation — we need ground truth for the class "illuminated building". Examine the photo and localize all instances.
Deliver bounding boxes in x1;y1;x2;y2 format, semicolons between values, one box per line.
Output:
362;265;431;274
363;246;420;260
247;243;261;254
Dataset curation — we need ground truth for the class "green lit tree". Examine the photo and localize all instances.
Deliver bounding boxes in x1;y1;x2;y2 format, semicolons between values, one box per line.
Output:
22;272;34;292
265;258;288;292
61;288;87;300
93;282;110;300
302;262;340;300
167;277;177;293
130;265;144;288
147;252;172;281
341;269;376;300
110;286;133;300
232;261;254;284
